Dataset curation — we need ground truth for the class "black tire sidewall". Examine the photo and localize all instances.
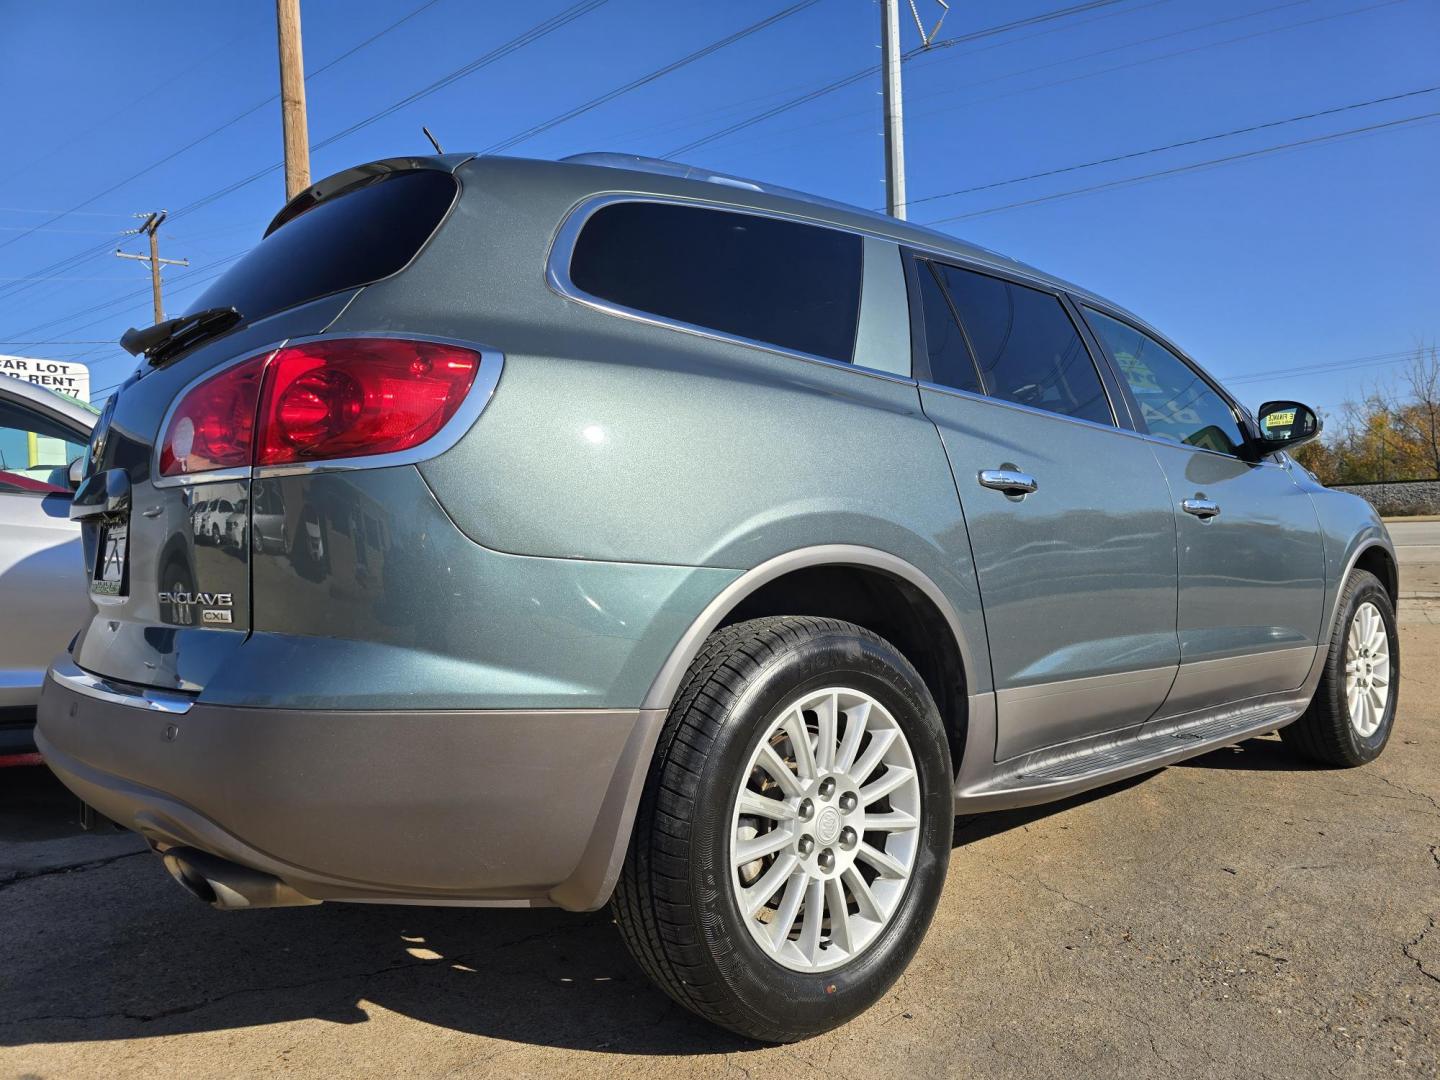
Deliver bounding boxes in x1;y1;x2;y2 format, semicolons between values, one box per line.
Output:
683;627;952;1039
1330;576;1400;762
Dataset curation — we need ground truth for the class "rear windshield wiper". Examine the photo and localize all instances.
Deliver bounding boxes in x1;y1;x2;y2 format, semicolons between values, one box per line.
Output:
120;306;243;366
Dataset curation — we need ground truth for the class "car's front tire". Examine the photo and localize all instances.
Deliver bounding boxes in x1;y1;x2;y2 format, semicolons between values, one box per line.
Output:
611;616;952;1043
1282;568;1399;767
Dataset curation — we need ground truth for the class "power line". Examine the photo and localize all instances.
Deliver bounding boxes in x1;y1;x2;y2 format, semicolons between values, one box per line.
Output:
483;0;823;154
1219;349;1424;386
173;0;611;220
709;0;1403;165
0;0;450;261
0;1;616;342
665;0;1131;158
925;108;1440;224
902;84;1440;211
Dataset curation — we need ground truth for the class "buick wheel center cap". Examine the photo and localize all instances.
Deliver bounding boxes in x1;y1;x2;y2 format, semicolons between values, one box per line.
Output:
816;806;841;846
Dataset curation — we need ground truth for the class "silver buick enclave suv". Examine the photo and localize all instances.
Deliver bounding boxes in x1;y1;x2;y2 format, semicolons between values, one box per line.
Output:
39;151;1399;1042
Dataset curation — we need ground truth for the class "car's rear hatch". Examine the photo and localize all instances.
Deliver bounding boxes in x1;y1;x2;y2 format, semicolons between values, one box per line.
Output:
72;159;464;693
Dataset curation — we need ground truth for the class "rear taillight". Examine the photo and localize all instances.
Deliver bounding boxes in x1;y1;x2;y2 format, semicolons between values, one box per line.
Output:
159;338;481;477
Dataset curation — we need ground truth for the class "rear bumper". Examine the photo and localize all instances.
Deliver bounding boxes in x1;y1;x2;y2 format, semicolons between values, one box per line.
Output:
38;661;665;910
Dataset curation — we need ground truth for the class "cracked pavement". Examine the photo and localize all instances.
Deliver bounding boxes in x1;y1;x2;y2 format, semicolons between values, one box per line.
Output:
2;627;1437;1079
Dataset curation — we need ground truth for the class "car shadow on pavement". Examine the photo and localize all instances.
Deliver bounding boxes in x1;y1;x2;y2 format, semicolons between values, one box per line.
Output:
0;739;1303;1056
1173;733;1320;772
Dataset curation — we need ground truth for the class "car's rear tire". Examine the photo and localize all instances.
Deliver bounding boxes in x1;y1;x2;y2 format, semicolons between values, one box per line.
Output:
1282;568;1399;767
611;616;953;1043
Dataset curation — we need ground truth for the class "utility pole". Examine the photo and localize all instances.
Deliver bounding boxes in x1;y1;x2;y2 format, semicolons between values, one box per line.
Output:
881;0;907;219
115;212;187;324
276;0;311;200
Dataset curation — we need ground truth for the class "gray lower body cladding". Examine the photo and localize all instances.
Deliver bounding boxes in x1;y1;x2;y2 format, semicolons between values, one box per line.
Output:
37;672;665;910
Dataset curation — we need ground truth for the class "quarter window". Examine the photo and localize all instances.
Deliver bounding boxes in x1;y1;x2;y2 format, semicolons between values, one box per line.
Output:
919;260;1112;426
568;201;863;363
1084;309;1245;456
0;400;86;495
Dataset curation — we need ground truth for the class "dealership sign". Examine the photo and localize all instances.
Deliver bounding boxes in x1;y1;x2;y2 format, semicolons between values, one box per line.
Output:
0;355;90;402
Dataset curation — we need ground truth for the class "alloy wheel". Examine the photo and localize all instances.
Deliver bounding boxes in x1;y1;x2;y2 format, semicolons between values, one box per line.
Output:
1344;600;1390;737
729;687;921;973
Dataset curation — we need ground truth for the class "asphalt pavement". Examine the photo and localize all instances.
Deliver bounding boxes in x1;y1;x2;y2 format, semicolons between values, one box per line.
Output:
2;553;1437;1078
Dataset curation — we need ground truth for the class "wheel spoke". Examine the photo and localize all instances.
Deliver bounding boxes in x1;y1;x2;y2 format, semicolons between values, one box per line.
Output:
756;743;804;799
797;876;825;962
814;692;838;772
859;765;915;808
835;699;871;774
856;840;907;880
737;790;797;821
825;877;854;954
862;809;919;832
768;870;808;949
743;853;799;917
734;826;794;868
842;865;883;922
850;726;899;785
783;709;818;781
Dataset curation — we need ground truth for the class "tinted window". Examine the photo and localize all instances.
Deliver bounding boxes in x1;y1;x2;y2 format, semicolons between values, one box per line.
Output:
1085;309;1245;456
569;202;862;363
931;263;1112;425
187;170;457;324
913;261;982;395
0;399;86;494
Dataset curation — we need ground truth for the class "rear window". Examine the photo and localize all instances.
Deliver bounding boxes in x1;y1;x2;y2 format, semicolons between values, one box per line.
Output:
568;201;862;363
186;170;457;324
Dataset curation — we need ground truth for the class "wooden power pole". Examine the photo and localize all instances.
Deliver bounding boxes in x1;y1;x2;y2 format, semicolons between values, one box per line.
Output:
276;0;311;200
115;212;187;324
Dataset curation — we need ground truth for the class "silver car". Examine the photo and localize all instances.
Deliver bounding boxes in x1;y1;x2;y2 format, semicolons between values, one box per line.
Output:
0;376;94;761
39;153;1399;1042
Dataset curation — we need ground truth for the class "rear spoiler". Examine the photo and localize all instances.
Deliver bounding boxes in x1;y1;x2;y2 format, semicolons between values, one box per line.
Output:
265;153;475;236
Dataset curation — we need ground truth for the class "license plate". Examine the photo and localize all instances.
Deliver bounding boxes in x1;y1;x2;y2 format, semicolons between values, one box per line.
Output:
93;521;128;595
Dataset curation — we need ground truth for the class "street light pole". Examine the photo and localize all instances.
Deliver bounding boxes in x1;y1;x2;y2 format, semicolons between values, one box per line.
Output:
881;0;907;220
275;0;312;200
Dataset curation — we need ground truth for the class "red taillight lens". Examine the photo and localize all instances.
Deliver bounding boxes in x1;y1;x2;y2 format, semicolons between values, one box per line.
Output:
158;338;481;477
257;339;478;466
158;353;266;476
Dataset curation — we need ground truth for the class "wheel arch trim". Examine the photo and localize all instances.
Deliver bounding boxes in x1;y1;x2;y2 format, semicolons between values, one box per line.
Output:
641;544;977;712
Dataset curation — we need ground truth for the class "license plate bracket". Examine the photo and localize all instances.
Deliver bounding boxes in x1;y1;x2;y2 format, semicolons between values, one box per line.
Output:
92;518;129;596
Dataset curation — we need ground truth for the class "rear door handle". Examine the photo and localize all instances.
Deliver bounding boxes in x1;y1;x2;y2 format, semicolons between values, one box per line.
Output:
978;469;1038;496
1182;498;1220;519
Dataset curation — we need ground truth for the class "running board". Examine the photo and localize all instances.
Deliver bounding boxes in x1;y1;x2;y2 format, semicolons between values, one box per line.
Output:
955;695;1308;812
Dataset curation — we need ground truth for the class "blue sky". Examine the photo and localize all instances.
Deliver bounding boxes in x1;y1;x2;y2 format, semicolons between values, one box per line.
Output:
1;0;1435;414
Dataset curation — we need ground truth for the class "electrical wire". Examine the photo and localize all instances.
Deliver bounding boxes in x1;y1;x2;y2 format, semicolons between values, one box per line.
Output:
903;84;1440;212
483;0;823;153
924;109;1440;225
665;0;1133;158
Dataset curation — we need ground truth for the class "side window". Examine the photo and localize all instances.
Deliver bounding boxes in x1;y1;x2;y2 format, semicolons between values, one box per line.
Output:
568;201;863;363
0;399;86;495
1084;309;1245;456
912;261;982;395
927;262;1113;426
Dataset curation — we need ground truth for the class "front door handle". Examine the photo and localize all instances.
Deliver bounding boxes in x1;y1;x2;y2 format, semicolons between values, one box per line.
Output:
1182;498;1220;519
978;469;1038;496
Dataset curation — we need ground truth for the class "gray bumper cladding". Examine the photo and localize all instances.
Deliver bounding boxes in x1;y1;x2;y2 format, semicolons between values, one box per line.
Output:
37;667;666;910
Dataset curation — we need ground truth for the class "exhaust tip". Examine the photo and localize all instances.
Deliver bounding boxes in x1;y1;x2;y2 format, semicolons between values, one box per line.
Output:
160;847;320;909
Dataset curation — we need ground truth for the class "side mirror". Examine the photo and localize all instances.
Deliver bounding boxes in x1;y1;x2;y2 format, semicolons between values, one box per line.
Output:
67;456;85;491
1253;400;1321;456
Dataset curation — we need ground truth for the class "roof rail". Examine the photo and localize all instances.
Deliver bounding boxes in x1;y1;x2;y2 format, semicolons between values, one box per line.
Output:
559;152;893;223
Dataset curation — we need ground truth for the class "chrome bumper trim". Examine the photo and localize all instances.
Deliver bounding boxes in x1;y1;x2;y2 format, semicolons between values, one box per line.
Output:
48;657;195;715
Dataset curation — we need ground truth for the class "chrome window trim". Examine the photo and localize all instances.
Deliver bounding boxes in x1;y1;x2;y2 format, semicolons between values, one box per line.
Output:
545;192;915;387
49;656;194;715
150;332;504;488
907;252;1122;429
916;377;1286;468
